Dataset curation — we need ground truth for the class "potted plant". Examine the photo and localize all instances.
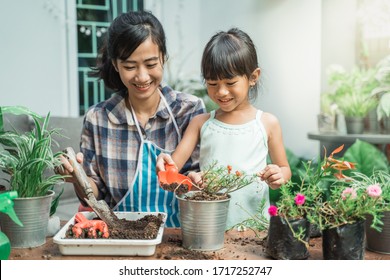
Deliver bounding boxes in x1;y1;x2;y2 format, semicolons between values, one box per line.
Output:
354;170;390;255
306;141;390;260
176;161;258;251
0;106;66;248
377;92;390;133
312;170;389;260
318;92;338;133
371;56;390;133
265;145;355;259
265;180;312;260
326;65;379;134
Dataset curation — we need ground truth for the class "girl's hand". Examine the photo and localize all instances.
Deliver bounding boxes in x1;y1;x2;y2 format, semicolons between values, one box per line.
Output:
258;164;285;190
156;153;176;173
188;171;203;189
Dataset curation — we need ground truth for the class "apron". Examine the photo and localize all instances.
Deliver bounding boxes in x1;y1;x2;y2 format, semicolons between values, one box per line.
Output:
113;93;181;227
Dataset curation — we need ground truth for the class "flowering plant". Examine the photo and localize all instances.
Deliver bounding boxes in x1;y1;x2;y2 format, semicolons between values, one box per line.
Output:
269;145;354;218
313;170;390;231
267;145;356;243
199;160;258;197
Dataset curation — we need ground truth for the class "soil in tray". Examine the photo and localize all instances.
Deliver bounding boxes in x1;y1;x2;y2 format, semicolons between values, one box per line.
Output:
64;213;164;239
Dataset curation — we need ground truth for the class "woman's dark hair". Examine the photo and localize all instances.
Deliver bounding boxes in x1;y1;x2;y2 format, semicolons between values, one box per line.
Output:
201;28;260;93
92;10;167;91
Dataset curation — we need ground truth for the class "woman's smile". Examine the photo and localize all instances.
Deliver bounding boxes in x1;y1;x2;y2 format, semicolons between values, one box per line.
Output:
133;81;153;91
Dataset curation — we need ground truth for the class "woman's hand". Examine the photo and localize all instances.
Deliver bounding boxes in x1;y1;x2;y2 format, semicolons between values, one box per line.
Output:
55;152;84;183
258;164;285;190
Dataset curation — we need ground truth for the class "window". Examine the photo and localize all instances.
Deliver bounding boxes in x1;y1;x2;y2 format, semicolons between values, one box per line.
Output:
76;0;144;115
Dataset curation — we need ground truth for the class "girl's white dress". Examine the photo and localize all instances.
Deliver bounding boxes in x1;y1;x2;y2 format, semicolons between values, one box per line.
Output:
199;110;270;229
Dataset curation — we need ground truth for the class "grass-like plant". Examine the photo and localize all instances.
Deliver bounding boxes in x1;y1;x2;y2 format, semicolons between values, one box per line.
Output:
0;106;66;198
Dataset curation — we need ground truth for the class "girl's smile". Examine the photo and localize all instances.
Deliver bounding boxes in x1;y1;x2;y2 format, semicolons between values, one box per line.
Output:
206;76;251;112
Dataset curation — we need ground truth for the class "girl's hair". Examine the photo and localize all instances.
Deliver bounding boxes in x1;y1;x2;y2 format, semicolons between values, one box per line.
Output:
201;28;260;97
92;10;167;91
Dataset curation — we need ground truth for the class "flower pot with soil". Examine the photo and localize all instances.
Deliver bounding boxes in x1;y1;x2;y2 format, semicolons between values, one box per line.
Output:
265;145;356;259
175;161;258;251
266;215;310;260
322;219;366;260
0;106;66;248
365;170;390;254
177;191;230;251
312;171;389;259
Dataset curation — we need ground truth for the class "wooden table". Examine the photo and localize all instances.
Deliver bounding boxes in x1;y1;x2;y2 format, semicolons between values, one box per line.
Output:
8;228;390;260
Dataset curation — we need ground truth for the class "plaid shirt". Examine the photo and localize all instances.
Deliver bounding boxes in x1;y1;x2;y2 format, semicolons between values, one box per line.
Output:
79;85;206;207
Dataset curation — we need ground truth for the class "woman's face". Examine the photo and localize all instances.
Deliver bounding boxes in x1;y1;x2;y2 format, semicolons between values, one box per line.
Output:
113;37;164;102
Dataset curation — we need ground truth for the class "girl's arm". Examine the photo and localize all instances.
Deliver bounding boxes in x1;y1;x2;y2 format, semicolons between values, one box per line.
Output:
259;112;291;189
156;113;209;173
172;113;209;170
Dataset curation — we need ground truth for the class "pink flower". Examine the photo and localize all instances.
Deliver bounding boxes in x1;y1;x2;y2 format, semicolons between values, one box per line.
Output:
366;184;382;198
268;205;278;216
341;187;357;200
294;193;305;205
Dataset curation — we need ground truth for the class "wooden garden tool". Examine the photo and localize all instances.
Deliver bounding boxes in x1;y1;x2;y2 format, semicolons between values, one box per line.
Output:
63;147;123;229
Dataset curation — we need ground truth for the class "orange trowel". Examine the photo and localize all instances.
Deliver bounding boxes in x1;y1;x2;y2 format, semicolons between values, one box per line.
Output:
158;164;193;194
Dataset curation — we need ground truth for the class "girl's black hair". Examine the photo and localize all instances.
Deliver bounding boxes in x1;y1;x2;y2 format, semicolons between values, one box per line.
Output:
91;10;167;91
201;28;260;94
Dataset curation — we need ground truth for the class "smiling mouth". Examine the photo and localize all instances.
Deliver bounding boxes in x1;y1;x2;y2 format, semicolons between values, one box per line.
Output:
134;82;152;89
218;98;233;103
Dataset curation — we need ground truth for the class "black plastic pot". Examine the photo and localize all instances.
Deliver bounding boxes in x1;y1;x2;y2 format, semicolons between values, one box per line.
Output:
266;216;310;260
322;219;365;260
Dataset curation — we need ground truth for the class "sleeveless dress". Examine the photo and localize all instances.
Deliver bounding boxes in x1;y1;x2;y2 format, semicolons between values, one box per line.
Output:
199;110;270;228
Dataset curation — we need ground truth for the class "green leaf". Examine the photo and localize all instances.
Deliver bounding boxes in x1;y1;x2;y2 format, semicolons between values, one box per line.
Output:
50;186;64;216
344;139;389;177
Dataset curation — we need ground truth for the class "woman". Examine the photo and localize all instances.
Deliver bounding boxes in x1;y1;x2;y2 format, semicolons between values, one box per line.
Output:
59;11;205;227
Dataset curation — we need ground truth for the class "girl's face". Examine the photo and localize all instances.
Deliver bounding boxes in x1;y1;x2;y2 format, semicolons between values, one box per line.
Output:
113;37;163;102
206;71;258;112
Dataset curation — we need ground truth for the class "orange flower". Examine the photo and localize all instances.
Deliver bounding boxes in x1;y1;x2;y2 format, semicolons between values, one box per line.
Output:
227;165;232;174
235;171;242;177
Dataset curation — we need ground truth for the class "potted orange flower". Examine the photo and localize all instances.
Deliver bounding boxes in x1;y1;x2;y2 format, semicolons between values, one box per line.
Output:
176;160;258;251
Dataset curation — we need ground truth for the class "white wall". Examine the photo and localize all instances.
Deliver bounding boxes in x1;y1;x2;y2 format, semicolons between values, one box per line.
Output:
0;0;78;117
0;0;360;159
147;0;322;158
321;0;357;93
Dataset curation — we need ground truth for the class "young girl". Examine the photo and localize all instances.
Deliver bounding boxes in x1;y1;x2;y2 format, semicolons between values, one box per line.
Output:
157;28;291;228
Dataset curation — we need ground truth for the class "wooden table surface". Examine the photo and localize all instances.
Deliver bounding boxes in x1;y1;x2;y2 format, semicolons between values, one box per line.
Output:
8;228;390;260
